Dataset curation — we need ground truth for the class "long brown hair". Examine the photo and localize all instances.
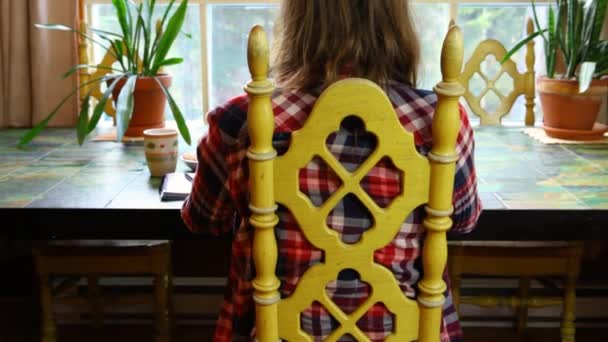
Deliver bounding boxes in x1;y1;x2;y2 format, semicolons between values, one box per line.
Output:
272;0;420;91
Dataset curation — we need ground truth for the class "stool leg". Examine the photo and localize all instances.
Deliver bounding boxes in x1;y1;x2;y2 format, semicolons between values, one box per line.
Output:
452;273;462;316
168;267;176;336
448;246;464;316
516;277;530;333
561;276;576;342
39;275;57;342
154;273;171;342
87;275;103;329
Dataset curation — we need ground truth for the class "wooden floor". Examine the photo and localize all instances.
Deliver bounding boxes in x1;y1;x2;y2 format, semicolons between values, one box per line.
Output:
1;325;607;342
2;248;607;342
1;297;606;342
2;294;607;341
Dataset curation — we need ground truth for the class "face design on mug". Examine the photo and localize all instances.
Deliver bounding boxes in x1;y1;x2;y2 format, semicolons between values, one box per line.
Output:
146;139;178;153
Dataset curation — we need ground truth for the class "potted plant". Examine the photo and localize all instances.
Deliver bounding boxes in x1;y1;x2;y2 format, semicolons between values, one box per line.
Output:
19;0;191;147
503;0;608;137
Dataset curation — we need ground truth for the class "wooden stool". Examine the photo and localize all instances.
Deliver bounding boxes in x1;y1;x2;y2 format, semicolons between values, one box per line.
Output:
449;241;583;342
33;240;173;342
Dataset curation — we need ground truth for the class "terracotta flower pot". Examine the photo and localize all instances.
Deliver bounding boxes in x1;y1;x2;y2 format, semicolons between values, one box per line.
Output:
537;76;608;131
109;74;173;137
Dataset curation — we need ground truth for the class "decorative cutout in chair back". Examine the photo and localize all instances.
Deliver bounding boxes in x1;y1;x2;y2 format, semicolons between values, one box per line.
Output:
274;79;429;341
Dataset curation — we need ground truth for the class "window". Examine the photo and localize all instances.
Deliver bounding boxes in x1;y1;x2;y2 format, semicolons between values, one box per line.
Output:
207;5;279;108
86;0;550;124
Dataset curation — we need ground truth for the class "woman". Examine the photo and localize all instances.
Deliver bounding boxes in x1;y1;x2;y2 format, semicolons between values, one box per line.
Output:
182;0;482;341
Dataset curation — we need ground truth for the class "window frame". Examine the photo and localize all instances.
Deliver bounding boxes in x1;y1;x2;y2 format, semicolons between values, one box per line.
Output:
85;0;557;117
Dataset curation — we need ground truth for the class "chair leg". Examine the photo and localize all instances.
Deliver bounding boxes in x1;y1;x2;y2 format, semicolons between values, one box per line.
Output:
561;276;576;342
39;275;57;342
87;275;103;329
516;277;530;333
154;273;171;342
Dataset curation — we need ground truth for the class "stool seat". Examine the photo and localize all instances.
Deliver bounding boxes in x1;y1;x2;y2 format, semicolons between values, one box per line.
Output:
33;240;173;342
46;240;169;248
449;241;583;342
37;240;170;261
448;240;575;248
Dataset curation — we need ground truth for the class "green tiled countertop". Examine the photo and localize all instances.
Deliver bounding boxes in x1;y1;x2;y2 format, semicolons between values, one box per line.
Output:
473;127;608;210
0;126;606;240
0;126;206;210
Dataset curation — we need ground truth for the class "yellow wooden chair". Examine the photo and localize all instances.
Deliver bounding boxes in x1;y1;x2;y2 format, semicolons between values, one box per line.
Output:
448;18;584;342
76;4;117;126
458;18;536;126
244;24;464;341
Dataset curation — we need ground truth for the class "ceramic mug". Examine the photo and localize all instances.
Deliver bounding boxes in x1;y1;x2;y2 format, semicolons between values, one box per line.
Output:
143;128;178;177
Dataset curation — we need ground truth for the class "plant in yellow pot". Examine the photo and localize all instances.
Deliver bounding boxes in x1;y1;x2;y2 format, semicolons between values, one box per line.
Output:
503;0;608;139
19;0;191;147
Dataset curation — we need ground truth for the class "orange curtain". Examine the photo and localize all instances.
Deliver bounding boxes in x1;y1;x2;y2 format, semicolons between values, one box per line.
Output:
0;0;78;128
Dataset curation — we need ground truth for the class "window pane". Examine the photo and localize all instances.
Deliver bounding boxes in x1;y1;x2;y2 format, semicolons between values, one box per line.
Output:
457;4;548;124
412;3;451;91
90;4;203;121
208;5;279;109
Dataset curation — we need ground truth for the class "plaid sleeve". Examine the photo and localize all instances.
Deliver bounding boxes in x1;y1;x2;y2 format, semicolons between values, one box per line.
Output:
450;104;482;234
181;107;236;236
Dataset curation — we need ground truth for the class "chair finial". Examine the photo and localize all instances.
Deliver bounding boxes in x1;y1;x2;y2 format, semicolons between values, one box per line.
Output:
441;25;464;84
448;18;456;29
247;25;269;82
526;17;534;35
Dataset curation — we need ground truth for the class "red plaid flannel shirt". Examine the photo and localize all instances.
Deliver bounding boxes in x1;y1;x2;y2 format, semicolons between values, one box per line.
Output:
182;82;482;341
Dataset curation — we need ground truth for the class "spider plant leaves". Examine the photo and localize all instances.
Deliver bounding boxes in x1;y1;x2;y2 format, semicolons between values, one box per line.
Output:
18;107;59;148
593;41;608;74
159;0;177;30
77;92;92;145
142;0;155;71
157;58;184;67
153;76;191;145
531;0;547;42
115;75;138;142
566;0;576;64
35;23;120;61
111;40;127;70
18;94;72;148
18;76;110;147
88;76;123;134
150;0;188;75
591;0;607;46
501;29;547;64
504;0;608;89
34;23;72;31
88;27;122;39
112;0;132;49
578;62;596;93
62;64;122;79
28;0;192;146
143;0;156;33
582;0;598;52
547;6;557;77
555;0;568;63
131;3;144;73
